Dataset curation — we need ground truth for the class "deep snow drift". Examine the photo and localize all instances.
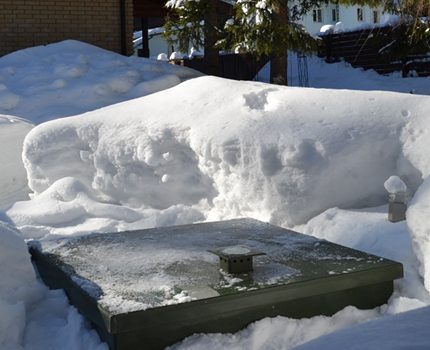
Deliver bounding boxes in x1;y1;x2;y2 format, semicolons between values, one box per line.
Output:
0;40;201;124
0;40;201;210
9;77;427;234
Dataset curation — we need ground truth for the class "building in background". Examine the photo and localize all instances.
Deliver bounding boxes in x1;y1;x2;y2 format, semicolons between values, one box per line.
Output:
0;0;387;59
298;3;385;35
0;0;167;57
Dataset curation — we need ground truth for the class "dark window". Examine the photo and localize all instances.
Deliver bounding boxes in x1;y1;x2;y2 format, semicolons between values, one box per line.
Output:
332;6;339;22
313;9;323;23
373;10;378;23
357;8;363;21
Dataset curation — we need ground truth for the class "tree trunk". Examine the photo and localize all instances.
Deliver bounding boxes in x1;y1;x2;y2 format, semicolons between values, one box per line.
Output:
270;54;288;85
270;2;289;85
204;0;220;76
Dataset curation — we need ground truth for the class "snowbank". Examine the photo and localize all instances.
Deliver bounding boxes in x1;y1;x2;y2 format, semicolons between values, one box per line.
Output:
401;107;430;292
0;222;41;349
0;221;107;350
172;306;378;350
0;115;33;210
9;76;427;236
294;306;430;350
407;178;430;293
0;40;201;124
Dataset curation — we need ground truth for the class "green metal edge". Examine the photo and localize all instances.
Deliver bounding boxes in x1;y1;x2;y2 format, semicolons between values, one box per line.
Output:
111;261;403;333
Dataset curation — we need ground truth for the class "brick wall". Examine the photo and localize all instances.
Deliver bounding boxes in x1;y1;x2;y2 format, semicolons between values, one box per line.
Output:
0;0;134;57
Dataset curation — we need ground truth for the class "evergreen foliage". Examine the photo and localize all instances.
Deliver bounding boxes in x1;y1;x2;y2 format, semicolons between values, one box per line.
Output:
164;0;430;83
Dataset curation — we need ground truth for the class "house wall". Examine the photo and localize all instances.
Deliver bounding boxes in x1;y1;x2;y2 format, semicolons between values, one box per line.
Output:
0;0;134;57
298;4;384;35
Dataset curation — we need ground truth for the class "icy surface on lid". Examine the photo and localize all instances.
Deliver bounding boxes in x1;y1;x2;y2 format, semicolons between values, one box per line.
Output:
222;246;251;255
38;218;391;314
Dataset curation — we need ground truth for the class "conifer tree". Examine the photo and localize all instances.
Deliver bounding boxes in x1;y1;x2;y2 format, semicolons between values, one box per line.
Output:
164;0;426;84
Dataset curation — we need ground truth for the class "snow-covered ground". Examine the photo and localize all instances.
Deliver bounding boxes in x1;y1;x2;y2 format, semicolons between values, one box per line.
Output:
0;40;201;124
1;41;430;350
257;52;430;95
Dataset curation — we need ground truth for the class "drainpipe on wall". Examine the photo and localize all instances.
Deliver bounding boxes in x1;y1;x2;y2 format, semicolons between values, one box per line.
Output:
120;0;127;55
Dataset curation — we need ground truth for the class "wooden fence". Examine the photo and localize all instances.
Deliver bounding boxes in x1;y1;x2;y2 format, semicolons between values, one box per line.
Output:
318;27;430;77
178;53;268;81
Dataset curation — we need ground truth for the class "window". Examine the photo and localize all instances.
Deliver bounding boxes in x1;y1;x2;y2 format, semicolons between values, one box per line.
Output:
332;5;339;22
357;8;363;21
313;9;323;23
373;10;379;24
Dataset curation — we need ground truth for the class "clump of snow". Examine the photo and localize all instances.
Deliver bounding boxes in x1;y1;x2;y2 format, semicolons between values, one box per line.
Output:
334;21;344;33
9;76;427;238
384;176;407;194
170;52;183;60
0;40;201;124
189;47;203;58
157;53;169;61
0;115;34;210
319;24;334;35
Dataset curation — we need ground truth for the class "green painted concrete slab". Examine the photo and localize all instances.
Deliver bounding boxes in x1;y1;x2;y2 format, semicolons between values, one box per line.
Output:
29;218;403;350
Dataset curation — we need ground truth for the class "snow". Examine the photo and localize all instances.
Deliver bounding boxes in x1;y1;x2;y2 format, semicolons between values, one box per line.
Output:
294;306;430;350
407;178;430;293
170;51;184;60
157;53;169;61
384;176;407;194
0;40;201;124
8;77;428;237
222;246;251;255
319;24;334;34
172;306;379;350
0;221;107;350
296;206;430;303
256;52;430;95
2;40;430;349
0;115;34;210
317;15;400;36
0;222;38;349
